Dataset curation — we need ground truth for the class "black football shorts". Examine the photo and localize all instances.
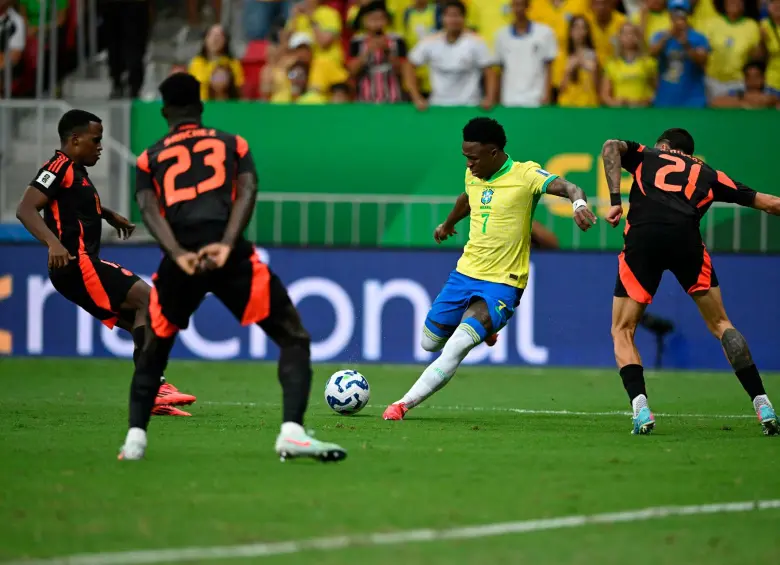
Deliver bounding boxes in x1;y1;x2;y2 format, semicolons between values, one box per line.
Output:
49;255;141;328
614;223;719;304
148;241;290;338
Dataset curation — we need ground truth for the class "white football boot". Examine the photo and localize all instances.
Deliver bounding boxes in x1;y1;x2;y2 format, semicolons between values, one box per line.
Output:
118;427;147;460
275;422;347;462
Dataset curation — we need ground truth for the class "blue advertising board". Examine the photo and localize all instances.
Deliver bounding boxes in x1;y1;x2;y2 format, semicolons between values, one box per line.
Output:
0;244;778;370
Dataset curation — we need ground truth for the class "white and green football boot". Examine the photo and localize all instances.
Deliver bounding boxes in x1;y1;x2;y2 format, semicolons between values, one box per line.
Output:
275;423;347;462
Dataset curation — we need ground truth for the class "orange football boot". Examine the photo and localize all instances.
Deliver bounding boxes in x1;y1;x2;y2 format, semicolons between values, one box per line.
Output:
155;382;196;406
152;404;191;417
383;402;408;421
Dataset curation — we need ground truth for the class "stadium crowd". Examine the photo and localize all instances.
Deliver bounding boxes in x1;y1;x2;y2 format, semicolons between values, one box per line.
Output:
1;0;778;108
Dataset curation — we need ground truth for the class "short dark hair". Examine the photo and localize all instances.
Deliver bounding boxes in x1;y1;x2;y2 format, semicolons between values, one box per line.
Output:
657;128;695;155
743;60;766;75
363;0;389;16
58;110;101;142
159;72;202;107
463;117;507;150
331;82;351;96
443;0;467;16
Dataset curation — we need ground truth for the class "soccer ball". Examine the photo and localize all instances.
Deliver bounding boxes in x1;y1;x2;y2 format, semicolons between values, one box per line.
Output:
324;370;370;415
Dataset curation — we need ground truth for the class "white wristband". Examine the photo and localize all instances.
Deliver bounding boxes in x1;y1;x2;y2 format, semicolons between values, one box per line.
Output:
572;199;588;212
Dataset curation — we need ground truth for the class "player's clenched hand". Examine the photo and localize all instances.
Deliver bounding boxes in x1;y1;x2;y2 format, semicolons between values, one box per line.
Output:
605;204;623;227
573;205;597;232
174;251;201;275
433;223;457;244
48;241;75;269
197;243;232;271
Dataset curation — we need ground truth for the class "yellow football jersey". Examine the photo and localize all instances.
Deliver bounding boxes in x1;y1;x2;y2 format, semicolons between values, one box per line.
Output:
762;19;780;92
705;16;760;83
456;158;557;288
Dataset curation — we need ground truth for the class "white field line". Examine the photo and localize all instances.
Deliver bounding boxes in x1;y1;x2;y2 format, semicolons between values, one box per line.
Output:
202;401;756;420
6;499;780;565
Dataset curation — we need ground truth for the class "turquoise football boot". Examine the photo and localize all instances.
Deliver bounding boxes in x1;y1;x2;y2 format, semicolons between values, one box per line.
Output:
632;406;655;435
758;405;780;436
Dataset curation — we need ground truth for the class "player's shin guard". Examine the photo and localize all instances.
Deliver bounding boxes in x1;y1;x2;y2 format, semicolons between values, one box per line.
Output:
278;337;312;425
399;322;481;409
129;334;175;431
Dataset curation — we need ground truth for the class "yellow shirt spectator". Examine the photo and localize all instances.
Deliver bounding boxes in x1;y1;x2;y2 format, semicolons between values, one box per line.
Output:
629;10;671;44
530;0;591;36
689;0;717;30
704;16;760;83
289;4;344;64
587;10;626;64
604;55;657;103
309;54;350;94
469;0;512;46
188;55;245;100
762;18;780;92
401;3;439;93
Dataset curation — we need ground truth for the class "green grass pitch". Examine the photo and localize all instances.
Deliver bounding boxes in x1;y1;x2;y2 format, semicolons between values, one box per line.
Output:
1;358;780;564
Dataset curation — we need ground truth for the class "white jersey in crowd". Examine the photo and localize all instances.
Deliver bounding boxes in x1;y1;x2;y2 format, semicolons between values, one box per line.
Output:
409;31;494;106
494;22;558;107
0;7;26;55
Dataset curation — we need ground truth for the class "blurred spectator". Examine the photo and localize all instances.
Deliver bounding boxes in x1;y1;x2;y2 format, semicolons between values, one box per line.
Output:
602;22;657;106
244;0;290;40
188;24;245;100
169;63;189;75
269;32;348;101
0;0;25;95
587;0;626;64
18;0;67;37
405;1;496;110
186;0;223;30
711;60;779;107
529;0;590;40
494;0;558;107
704;0;760;99
207;63;240;100
348;1;407;103
349;0;409;33
556;15;600;106
288;0;344;64
272;60;329;103
401;0;439;96
689;0;718;30
759;0;780;97
630;0;671;44
330;82;352;101
470;0;513;47
650;0;709;107
103;0;150;99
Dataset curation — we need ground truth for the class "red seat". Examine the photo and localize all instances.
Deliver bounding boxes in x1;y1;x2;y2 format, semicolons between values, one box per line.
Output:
241;40;270;100
12;36;40;96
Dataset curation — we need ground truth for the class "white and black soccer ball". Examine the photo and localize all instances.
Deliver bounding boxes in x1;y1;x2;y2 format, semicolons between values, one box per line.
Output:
324;370;370;415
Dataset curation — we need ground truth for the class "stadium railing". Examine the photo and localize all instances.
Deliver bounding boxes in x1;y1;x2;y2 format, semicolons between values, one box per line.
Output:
250;192;773;253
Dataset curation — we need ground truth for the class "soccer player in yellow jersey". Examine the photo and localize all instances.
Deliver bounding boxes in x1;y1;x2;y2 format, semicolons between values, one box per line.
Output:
383;118;597;421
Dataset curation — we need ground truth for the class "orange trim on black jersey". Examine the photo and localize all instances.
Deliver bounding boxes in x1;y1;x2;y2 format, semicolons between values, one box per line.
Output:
618;252;653;304
50;200;62;238
716;170;737;189
136;150;151;173
241;252;271;326
47;154;68;173
236;135;249;158
634;162;646;195
697;189;714;209
688;248;713;294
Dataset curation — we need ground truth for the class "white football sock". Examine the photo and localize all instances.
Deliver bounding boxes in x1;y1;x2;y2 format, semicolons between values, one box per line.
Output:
399;323;480;409
632;394;649;418
281;421;305;436
125;427;147;446
753;394;772;412
420;332;446;353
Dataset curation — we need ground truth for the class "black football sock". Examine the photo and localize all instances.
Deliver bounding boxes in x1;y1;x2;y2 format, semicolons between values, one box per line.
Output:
132;326;165;385
129;335;174;430
619;364;647;404
278;340;312;425
721;329;766;400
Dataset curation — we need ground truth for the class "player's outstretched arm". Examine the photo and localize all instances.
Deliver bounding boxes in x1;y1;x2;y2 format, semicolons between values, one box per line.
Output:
545;177;597;232
601;139;629;227
16;186;73;269
750;193;780;215
434;192;470;243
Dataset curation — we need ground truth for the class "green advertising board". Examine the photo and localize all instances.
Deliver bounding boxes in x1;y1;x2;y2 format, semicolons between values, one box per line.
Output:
130;103;779;252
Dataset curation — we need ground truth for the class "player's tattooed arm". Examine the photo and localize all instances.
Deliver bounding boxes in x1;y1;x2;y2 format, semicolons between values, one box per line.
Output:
434;192;470;243
601;140;629;227
545;177;597;232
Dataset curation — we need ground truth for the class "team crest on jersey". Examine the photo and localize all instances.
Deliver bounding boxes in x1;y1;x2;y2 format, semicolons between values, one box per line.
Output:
481;189;494;205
